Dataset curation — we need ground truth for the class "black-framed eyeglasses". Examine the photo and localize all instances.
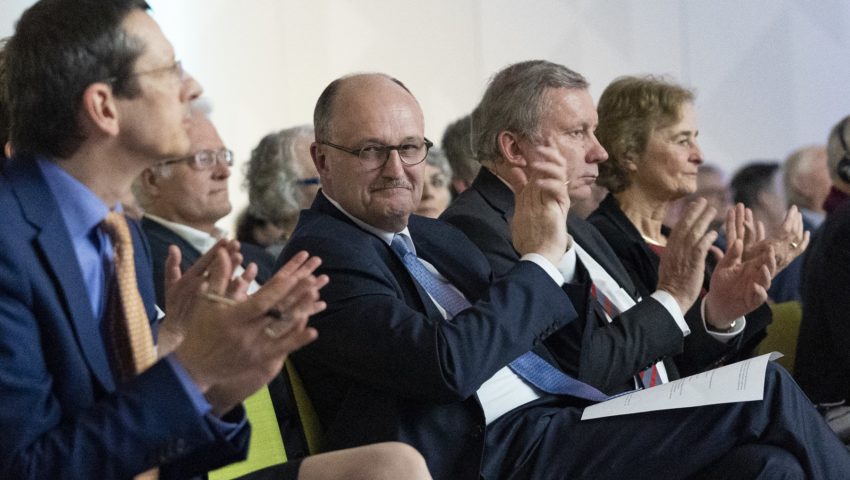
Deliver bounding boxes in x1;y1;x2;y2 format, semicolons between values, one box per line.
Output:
319;138;433;170
159;148;234;170
105;60;184;84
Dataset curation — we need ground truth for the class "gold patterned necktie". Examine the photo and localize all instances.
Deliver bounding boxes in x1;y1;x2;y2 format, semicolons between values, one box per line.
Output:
102;212;158;480
103;212;156;379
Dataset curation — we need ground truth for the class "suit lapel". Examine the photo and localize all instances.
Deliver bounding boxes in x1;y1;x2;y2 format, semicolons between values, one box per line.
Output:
312;193;452;318
411;217;489;302
140;217;202;270
474;167;515;227
568;217;640;299
8;158;115;391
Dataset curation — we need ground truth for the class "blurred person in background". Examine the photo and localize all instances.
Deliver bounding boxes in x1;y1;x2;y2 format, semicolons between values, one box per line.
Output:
796;117;850;408
783;145;831;230
441;113;480;195
243;125;317;256
415;147;452;218
730;161;807;302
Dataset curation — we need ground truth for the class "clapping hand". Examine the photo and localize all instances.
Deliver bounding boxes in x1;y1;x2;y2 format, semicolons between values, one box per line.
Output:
703;205;777;329
657;198;719;314
171;247;327;415
511;142;570;266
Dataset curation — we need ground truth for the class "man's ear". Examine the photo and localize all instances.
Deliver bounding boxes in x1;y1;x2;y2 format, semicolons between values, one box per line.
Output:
139;168;162;198
79;82;120;137
496;130;527;167
311;142;327;173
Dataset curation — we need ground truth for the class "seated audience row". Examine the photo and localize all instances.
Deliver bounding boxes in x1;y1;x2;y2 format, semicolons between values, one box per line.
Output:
0;1;429;479
1;0;849;478
282;64;847;479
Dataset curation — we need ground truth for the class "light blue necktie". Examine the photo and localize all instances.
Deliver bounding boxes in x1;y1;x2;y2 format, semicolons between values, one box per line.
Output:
390;234;609;402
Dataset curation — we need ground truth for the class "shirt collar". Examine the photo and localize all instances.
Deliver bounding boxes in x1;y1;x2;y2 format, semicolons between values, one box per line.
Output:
322;191;415;254
38;157;113;239
143;213;225;254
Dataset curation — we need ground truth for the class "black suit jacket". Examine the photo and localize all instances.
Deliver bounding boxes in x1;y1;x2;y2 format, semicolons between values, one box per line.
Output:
280;193;576;480
795;200;850;404
142;217;275;307
588;193;772;376
441;168;683;393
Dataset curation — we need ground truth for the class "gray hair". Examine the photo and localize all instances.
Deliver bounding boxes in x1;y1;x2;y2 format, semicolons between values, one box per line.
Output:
244;125;315;226
425;147;452;179
473;60;588;164
827;116;850;184
441;114;479;185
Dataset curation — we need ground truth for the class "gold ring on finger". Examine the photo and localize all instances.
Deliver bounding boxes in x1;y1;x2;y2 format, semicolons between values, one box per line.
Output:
789;241;798;249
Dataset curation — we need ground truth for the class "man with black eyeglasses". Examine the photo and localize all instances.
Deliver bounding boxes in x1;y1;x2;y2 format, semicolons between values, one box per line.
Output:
135;102;276;306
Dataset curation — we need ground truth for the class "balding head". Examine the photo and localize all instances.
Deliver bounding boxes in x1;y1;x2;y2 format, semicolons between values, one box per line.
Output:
314;73;414;143
311;73;427;232
784;145;830;213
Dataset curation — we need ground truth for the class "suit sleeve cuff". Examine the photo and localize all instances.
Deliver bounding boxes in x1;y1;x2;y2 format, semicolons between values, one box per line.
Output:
521;253;565;286
699;297;746;343
651;290;690;336
165;355;246;439
165;354;212;415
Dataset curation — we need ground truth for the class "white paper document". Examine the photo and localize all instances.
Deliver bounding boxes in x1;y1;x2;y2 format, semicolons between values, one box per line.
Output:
581;352;783;420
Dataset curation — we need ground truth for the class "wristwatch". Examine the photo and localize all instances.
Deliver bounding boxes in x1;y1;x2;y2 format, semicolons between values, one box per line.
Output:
708;319;737;333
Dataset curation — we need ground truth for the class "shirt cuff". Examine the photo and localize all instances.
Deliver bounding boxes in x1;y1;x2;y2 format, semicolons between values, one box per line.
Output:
651;290;690;336
556;235;578;283
522;253;565;286
699;297;746;343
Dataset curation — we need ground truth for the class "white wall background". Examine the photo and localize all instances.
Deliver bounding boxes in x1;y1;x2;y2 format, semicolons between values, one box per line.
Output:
3;0;850;229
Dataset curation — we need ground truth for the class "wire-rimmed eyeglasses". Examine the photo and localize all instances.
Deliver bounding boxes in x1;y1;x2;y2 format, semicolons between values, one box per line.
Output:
159;148;234;170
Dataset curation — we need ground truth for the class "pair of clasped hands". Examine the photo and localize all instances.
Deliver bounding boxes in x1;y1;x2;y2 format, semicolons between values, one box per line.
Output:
157;242;327;416
658;200;808;330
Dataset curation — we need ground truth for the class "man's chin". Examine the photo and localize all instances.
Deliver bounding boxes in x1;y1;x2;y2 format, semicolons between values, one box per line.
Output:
568;185;593;202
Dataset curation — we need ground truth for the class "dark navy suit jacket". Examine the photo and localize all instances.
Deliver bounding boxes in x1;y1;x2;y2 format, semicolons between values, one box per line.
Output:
281;193;576;480
0;155;248;479
588;193;772;376
441;168;684;394
141;216;275;308
796;200;850;404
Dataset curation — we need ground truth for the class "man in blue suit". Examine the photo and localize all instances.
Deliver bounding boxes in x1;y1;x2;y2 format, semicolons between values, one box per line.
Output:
0;1;326;478
281;72;850;479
